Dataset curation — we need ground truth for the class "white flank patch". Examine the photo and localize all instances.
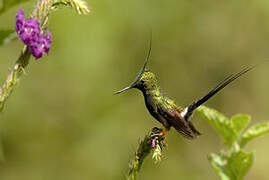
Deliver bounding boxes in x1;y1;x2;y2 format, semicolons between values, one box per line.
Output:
180;107;188;117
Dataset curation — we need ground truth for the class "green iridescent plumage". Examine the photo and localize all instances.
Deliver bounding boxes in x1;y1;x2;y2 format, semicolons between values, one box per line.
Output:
136;70;201;138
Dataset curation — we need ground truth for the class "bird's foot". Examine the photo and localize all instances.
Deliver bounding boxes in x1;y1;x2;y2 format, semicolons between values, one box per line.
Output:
150;127;166;148
150;127;167;138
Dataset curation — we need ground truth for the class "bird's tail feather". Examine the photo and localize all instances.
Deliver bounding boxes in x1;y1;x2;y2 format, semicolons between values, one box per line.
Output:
183;64;256;121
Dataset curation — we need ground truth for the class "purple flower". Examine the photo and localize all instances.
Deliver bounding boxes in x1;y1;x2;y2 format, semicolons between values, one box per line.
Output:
44;31;52;53
15;9;52;59
15;9;24;32
19;18;41;45
29;31;52;59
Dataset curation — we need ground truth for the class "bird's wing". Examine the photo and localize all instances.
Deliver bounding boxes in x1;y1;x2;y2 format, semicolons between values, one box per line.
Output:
158;104;201;139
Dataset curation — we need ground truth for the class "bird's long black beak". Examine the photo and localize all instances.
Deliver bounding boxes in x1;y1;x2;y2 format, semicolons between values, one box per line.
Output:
115;34;152;95
114;85;134;94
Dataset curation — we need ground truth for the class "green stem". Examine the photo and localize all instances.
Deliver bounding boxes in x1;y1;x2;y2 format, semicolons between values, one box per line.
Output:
0;46;31;112
127;134;152;180
127;127;165;180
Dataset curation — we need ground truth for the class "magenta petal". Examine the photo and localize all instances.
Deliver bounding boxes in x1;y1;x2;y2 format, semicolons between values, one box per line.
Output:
15;9;25;32
16;9;24;22
44;31;52;53
30;43;43;59
19;18;41;45
152;139;156;147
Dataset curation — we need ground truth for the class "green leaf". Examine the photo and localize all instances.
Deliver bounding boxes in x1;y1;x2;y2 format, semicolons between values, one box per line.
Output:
239;122;269;147
209;150;253;180
230;114;251;138
0;0;32;15
196;106;237;146
0;29;17;46
226;150;254;180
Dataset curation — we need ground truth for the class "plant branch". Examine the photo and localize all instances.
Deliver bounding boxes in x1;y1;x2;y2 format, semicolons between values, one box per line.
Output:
127;127;166;180
0;46;31;112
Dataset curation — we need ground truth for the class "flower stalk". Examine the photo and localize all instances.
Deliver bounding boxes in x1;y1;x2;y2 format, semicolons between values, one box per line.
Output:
0;46;31;112
127;127;166;180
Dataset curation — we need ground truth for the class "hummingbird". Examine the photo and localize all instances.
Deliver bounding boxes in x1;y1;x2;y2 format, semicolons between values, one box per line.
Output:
115;42;255;139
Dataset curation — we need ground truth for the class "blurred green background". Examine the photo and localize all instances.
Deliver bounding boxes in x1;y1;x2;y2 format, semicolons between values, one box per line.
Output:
1;0;269;179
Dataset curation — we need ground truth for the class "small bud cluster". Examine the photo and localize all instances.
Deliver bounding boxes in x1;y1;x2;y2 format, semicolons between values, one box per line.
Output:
150;127;166;163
